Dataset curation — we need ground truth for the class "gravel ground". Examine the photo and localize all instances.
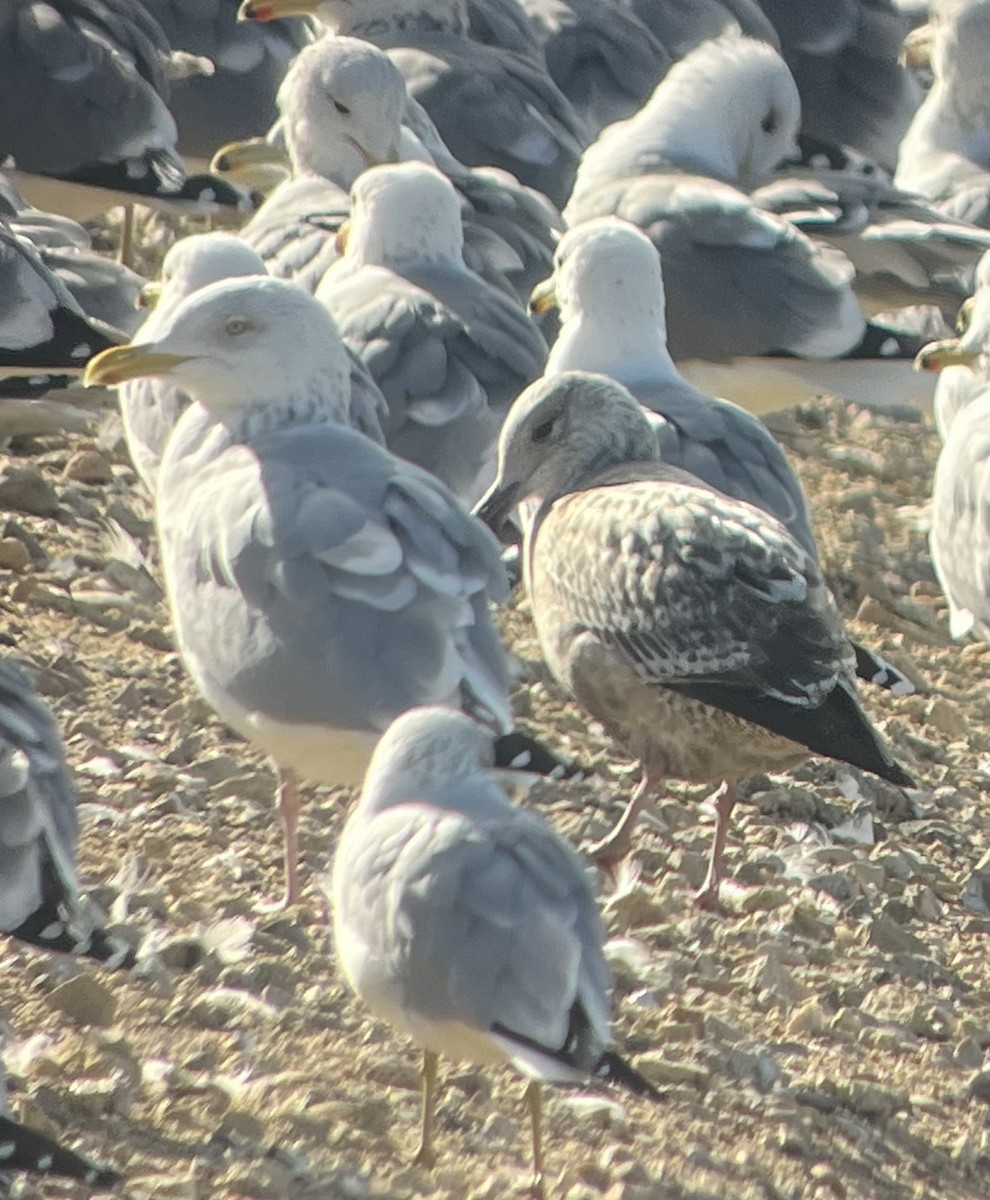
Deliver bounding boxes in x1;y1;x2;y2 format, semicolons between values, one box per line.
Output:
0;251;987;1200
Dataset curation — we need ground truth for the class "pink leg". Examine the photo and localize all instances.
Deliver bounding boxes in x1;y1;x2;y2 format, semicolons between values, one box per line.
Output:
588;774;654;870
694;780;737;911
277;767;302;909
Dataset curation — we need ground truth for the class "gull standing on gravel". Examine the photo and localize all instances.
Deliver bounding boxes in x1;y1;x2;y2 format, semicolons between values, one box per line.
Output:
330;705;659;1193
475;372;916;907
532;216;915;696
238;0;591;208
83;277;524;909
317;162;547;504
0;658;135;967
563;36;869;361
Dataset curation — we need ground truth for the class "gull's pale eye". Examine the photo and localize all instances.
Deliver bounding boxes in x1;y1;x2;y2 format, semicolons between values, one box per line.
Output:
332;97;351;116
761;110;778;134
225;316;252;337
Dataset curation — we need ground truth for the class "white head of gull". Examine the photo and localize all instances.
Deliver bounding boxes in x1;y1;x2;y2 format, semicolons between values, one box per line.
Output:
570;34;801;204
278;36;408;187
84;277;514;910
317;161;548;503
339;161;466;270
118;232;270;491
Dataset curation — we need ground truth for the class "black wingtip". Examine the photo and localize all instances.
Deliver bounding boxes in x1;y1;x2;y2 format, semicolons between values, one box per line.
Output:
851;641;915;697
0;1115;122;1189
493;730;589;781
593;1051;665;1102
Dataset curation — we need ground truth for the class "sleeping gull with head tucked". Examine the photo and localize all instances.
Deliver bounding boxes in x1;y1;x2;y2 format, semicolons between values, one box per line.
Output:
317;161;547;503
475;372;916;907
83;276;563;908
564;35;870;362
330;704;659;1193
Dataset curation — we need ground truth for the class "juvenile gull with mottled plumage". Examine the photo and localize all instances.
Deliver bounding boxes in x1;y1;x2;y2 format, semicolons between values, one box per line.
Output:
475;372;916;907
532;217;914;695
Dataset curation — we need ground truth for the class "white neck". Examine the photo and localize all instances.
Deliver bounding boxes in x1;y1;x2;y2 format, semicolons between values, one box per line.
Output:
547;294;679;387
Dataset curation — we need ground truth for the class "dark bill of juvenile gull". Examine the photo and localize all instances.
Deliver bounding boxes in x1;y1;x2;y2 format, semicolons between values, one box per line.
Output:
475;372;916;908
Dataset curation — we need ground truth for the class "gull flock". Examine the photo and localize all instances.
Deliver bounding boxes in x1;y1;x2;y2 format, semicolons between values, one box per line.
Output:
0;0;988;1193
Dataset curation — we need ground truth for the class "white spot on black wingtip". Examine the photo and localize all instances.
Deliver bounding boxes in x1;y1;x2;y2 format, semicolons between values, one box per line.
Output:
0;1140;16;1159
879;337;900;357
37;1153;53;1170
71;343;91;359
507;749;533;769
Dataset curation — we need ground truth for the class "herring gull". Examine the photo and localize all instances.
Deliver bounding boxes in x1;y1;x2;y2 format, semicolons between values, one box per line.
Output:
0;657;136;968
0;220;119;381
84;276;526;909
564;36;870;361
236;33;560;300
0;170;144;335
475;372;916;907
317;162;547;504
330;705;659;1192
239;0;591;208
913;249;990;437
532;219;917;695
118;232;272;492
